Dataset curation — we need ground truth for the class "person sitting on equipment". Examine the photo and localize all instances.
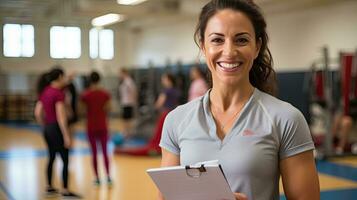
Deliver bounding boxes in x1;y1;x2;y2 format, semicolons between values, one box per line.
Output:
332;99;357;154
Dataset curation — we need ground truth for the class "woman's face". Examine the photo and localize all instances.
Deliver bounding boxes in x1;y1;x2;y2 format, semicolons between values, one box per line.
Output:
58;74;67;88
202;9;261;87
161;75;170;88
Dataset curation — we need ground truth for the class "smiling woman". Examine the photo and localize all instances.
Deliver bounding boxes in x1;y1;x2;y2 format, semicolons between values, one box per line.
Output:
159;0;320;200
201;9;261;96
194;0;276;96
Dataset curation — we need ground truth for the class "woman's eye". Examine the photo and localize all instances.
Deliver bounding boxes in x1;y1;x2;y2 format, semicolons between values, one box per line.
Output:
236;38;249;44
211;38;223;43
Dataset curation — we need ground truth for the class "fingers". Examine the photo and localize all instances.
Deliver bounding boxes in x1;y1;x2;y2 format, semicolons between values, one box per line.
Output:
234;193;248;200
64;137;72;148
64;140;70;148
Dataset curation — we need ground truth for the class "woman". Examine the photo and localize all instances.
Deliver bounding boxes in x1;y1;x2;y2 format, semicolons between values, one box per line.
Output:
188;66;208;101
332;109;355;154
34;68;81;198
80;71;112;185
118;68;137;138
116;73;180;156
155;73;181;113
159;0;320;200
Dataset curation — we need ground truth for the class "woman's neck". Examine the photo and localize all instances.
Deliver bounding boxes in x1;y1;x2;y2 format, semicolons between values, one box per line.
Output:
90;84;100;89
165;84;173;89
50;82;62;89
210;82;254;112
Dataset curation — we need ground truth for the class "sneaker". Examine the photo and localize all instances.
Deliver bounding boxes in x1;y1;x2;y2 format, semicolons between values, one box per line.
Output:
94;178;101;186
62;191;82;199
335;147;344;155
107;177;113;186
46;186;59;197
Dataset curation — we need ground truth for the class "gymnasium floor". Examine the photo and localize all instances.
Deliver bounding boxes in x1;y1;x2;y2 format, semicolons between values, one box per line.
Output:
0;120;356;200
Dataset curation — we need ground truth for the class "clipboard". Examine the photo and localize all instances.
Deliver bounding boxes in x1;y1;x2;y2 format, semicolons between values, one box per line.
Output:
147;161;235;200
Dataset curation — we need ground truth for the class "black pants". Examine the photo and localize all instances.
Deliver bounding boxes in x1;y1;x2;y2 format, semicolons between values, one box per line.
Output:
122;106;134;119
44;123;69;189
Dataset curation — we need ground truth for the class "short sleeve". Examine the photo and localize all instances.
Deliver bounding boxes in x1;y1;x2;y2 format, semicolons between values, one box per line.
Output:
54;91;65;103
159;111;180;155
279;108;315;160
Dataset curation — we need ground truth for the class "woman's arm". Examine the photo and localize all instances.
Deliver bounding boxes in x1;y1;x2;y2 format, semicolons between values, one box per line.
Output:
34;101;44;125
158;148;180;200
104;100;112;113
280;150;320;200
56;101;71;148
78;99;86;116
155;93;166;110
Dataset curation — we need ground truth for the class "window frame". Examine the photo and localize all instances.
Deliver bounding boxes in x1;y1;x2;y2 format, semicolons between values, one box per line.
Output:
3;23;35;58
89;28;114;60
49;25;82;59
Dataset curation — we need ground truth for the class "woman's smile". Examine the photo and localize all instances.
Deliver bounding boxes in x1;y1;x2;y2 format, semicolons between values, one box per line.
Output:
217;61;244;72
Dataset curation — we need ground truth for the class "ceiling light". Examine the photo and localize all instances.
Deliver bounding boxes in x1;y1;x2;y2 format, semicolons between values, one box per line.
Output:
91;13;125;27
117;0;148;5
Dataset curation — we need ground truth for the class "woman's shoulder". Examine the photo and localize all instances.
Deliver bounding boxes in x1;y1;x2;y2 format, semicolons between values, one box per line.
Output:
86;88;110;96
47;86;65;96
256;90;304;120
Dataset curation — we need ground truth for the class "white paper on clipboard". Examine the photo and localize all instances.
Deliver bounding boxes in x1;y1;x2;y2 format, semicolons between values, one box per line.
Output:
146;160;235;200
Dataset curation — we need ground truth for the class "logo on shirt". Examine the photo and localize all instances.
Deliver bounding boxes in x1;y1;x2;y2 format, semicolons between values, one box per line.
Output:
242;129;254;136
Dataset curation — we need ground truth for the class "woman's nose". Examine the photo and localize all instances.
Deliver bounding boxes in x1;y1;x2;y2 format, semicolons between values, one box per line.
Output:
222;41;238;57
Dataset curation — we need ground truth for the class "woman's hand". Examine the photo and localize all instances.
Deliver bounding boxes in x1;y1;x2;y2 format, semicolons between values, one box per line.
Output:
234;193;247;200
63;134;72;148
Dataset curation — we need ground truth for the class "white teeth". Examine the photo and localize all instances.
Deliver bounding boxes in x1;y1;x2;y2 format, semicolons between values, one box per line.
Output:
219;62;241;68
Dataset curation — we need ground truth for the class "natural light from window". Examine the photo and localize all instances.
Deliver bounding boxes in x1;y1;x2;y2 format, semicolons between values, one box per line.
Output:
50;26;81;59
3;24;34;57
89;28;114;60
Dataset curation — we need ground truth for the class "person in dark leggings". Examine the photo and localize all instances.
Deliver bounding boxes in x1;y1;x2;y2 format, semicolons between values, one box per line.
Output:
80;71;112;186
34;68;81;199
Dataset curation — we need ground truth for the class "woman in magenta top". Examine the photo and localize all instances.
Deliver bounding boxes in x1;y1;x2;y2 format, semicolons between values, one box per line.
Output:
80;71;112;185
34;68;81;198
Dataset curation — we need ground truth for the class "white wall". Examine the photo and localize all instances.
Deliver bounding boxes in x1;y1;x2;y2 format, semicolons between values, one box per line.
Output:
1;0;357;73
268;1;357;71
128;18;200;67
127;0;357;71
0;21;130;75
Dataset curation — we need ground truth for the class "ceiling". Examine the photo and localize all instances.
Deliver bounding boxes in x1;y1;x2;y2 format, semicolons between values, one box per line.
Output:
0;0;184;23
0;0;351;26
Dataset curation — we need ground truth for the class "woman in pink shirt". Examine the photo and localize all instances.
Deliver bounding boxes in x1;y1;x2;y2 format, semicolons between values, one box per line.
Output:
188;66;208;101
34;68;81;198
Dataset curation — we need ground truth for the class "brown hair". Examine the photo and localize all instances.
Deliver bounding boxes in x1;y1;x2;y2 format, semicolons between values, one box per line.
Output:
36;67;64;95
120;68;129;75
194;0;277;95
162;73;176;87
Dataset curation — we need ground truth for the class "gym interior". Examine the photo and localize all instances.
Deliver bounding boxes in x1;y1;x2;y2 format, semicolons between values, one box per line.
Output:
0;0;357;199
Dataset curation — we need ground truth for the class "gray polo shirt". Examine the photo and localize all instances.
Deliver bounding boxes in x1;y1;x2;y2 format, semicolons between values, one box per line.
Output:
160;88;315;200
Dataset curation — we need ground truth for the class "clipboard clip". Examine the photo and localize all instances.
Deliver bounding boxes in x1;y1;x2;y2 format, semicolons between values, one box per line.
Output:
185;164;206;178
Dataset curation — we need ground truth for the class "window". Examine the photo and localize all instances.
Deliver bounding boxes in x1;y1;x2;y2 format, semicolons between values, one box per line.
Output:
3;24;34;57
50;26;81;59
89;28;114;60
